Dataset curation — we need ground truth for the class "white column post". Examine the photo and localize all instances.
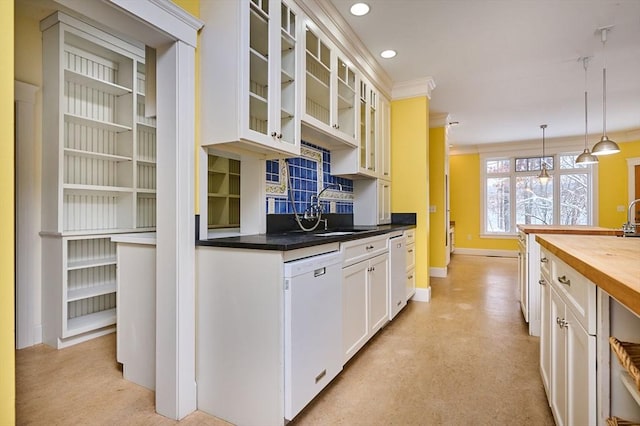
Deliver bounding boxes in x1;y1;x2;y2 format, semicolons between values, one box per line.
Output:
155;40;197;419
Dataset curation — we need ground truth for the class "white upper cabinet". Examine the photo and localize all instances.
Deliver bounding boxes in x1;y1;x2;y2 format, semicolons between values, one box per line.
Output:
331;77;386;179
302;24;358;148
200;0;302;158
378;95;391;180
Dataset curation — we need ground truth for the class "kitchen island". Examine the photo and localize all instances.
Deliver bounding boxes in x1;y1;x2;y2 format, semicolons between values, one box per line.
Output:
535;234;640;316
517;225;622;336
535;234;640;424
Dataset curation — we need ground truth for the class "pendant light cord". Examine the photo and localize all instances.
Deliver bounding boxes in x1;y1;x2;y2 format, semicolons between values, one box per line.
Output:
602;29;608;138
583;57;589;149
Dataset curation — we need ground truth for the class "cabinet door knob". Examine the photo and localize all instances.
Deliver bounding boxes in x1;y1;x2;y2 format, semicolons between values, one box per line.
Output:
540;257;548;263
271;132;277;138
557;275;571;286
538;279;546;286
277;133;283;139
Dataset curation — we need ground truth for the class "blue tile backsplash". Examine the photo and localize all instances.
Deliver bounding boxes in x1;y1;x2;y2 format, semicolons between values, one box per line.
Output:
266;141;354;214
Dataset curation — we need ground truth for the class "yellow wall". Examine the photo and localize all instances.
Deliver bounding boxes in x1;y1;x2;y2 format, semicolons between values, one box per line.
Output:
429;126;447;268
597;139;640;228
391;97;430;289
2;1;14;423
449;153;518;251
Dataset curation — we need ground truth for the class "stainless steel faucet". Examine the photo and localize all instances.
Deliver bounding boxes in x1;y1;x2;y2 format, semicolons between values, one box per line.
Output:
622;198;640;235
304;183;343;220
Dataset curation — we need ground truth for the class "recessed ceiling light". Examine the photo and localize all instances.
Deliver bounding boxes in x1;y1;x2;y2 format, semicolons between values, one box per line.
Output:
350;3;370;16
380;50;396;59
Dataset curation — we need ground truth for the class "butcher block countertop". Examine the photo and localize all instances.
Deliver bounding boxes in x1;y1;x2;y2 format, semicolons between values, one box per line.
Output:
518;224;623;236
535;234;640;316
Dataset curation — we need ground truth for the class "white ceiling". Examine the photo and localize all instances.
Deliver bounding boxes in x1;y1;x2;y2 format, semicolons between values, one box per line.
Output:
329;0;640;147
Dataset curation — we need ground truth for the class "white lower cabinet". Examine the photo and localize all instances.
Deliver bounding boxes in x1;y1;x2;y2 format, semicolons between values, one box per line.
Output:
539;249;551;396
405;229;416;300
342;251;389;363
541;250;597;426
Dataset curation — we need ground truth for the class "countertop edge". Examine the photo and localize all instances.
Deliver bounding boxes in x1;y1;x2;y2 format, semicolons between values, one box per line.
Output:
196;224;415;251
518;225;623;236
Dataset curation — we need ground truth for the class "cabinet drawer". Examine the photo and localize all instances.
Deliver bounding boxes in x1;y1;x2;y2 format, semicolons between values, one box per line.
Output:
406;243;416;271
404;229;415;245
551;255;596;334
406;270;415;291
341;234;388;267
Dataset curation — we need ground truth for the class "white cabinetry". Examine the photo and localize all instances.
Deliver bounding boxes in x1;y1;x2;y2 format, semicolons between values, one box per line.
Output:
40;12;154;348
341;235;389;363
405;229;416;300
540;250;597;426
539;247;551;395
331;81;385;179
200;0;301;157
302;24;357;147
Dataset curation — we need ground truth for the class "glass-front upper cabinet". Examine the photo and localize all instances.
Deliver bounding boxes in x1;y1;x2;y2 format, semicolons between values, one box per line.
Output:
200;0;301;157
336;56;357;142
304;26;331;126
302;24;357;147
357;78;377;174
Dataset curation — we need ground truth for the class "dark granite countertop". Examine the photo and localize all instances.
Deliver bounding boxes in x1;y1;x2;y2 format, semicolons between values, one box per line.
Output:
196;223;415;251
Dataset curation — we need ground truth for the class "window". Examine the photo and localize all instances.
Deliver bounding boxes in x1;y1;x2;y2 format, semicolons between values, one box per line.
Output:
483;153;594;235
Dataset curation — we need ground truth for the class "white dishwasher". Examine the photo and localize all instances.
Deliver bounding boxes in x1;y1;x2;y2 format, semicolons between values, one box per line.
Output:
284;250;343;421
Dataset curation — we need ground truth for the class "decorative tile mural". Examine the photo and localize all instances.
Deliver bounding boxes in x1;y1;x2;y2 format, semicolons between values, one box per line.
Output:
266;141;353;214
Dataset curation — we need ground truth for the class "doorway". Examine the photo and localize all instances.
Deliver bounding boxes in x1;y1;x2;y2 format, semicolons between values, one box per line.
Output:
628;157;640;222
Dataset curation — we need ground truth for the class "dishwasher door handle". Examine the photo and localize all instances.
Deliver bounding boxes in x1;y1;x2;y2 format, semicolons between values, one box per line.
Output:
314;267;326;277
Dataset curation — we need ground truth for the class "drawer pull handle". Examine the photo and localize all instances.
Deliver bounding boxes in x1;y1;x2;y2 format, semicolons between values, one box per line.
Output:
538;279;546;286
366;245;374;250
408;249;414;253
408;275;414;279
314;267;326;277
315;369;327;383
557;275;571;286
540;257;548;263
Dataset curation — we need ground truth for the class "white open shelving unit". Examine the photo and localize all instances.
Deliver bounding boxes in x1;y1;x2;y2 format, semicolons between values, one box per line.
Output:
40;12;155;348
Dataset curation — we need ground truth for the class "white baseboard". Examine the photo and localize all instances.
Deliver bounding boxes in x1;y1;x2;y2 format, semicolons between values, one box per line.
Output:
429;267;447;278
411;286;431;302
452;248;518;258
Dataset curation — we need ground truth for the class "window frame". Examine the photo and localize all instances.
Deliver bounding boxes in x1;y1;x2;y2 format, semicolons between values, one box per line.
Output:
480;152;597;237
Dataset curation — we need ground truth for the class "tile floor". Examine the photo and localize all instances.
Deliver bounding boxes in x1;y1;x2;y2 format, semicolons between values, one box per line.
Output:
16;254;553;425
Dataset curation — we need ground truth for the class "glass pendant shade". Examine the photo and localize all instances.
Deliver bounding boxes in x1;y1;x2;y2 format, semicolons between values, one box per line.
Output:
537;124;550;183
538;165;550;184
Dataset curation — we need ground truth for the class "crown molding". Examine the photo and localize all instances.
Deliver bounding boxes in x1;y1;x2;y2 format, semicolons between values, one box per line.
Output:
429;113;450;128
391;77;436;101
295;0;393;98
450;128;640;156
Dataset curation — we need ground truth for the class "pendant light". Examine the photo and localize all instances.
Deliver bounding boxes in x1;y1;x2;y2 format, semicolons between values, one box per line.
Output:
592;26;620;156
538;124;550;184
576;57;598;164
